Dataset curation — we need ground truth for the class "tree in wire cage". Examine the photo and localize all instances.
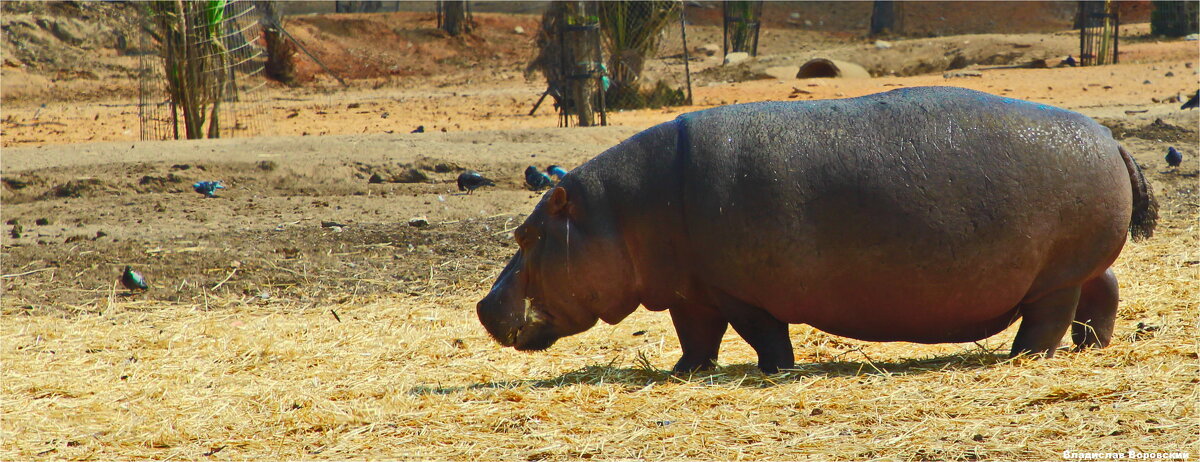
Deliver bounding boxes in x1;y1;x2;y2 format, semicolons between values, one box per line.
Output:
527;1;606;127
1077;0;1119;66
598;1;685;109
723;0;762;57
149;1;232;139
1150;0;1199;37
140;0;268;141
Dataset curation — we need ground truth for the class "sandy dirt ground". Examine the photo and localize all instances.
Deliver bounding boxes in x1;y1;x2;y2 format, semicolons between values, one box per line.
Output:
1;6;1198;461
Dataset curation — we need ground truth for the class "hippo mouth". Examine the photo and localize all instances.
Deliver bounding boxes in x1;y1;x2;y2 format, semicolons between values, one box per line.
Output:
508;298;561;351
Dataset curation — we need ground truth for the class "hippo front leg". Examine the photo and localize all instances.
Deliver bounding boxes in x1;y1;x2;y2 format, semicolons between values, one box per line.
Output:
669;305;728;373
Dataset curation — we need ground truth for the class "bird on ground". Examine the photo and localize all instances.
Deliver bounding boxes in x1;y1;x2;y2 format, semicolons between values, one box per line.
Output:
1062;55;1077;67
1166;146;1183;168
411;125;425;133
1181;91;1198;110
457;171;495;194
193;180;225;198
546;165;568;182
525;165;552;190
121;265;148;292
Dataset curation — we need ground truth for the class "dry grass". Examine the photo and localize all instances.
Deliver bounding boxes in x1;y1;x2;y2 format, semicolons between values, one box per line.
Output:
3;183;1198;461
4;231;1196;461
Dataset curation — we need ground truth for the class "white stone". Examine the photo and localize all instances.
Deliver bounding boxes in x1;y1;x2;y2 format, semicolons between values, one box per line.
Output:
723;52;751;65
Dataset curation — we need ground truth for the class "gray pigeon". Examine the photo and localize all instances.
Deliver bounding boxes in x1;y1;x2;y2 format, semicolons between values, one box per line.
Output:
1166;146;1183;168
457;171;495;194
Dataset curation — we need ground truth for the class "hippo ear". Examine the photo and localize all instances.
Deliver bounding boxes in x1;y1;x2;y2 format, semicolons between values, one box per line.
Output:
547;187;571;217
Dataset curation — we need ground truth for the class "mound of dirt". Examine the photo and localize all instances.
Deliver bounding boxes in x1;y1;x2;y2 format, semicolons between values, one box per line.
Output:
695;60;777;84
49;178;121;199
1101;117;1198;143
281;12;540;83
136;173;187;193
354;156;469;185
1;2;144;72
767;33;1075;78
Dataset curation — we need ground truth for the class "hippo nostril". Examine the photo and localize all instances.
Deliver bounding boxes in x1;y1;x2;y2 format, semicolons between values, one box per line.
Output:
477;295;516;346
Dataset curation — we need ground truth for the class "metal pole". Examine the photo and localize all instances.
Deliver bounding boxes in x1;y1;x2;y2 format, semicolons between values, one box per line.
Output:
679;1;693;105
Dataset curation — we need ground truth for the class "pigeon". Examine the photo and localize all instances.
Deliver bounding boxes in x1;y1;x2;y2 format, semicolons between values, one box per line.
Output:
546;165;569;181
1166;146;1183;168
193;180;225;198
1062;55;1076;67
457;171;494;194
121;265;148;292
411;125;425;133
525;165;552;190
1182;91;1198;110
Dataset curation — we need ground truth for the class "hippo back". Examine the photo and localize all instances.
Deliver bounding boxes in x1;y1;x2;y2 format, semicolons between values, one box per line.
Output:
674;87;1131;341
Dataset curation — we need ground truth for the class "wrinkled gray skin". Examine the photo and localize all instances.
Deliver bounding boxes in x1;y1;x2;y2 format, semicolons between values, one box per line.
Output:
477;86;1157;374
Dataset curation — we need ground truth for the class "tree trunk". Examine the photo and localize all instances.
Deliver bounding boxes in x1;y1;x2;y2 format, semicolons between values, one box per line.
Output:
258;1;296;85
441;1;471;36
563;1;597;126
870;0;895;36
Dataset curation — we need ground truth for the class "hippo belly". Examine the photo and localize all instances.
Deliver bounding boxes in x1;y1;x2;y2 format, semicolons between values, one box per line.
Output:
677;87;1131;344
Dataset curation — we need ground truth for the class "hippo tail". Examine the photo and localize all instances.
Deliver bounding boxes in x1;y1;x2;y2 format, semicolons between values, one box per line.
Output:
1119;145;1158;241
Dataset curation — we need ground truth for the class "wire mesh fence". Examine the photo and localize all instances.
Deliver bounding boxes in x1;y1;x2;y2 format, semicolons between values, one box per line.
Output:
1077;0;1119;66
138;0;270;141
1150;0;1199;37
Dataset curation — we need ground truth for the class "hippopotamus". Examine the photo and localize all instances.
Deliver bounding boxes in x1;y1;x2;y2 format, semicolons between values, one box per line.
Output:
477;86;1158;374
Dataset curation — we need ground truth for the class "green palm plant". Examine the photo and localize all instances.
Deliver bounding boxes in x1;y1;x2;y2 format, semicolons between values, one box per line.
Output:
598;0;681;109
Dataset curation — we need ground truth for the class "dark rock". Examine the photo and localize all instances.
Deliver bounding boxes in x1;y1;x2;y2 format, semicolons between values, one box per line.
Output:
2;178;30;190
433;162;462;173
393;168;429;183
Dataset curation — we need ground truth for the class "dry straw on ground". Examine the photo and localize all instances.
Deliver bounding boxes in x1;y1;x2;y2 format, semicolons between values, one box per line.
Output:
4;234;1196;461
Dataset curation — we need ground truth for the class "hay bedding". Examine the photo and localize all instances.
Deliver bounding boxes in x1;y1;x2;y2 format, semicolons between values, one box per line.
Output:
2;183;1197;461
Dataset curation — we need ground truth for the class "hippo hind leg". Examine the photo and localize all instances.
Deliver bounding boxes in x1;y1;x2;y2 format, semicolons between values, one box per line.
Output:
706;290;794;374
1072;269;1118;350
669;305;728;373
1010;285;1081;358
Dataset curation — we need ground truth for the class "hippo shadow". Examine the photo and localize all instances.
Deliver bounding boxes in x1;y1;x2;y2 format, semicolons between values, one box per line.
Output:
409;349;1009;395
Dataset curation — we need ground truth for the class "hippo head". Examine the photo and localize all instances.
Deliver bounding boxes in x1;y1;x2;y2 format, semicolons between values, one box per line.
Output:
477;186;638;351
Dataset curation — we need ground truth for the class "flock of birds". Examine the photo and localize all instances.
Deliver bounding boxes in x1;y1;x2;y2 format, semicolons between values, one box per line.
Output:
123;165;574;293
456;164;569;194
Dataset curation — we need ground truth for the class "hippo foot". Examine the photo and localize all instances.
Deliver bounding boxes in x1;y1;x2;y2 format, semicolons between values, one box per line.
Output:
1071;269;1118;350
1010;285;1082;358
671;356;719;374
670;305;728;374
